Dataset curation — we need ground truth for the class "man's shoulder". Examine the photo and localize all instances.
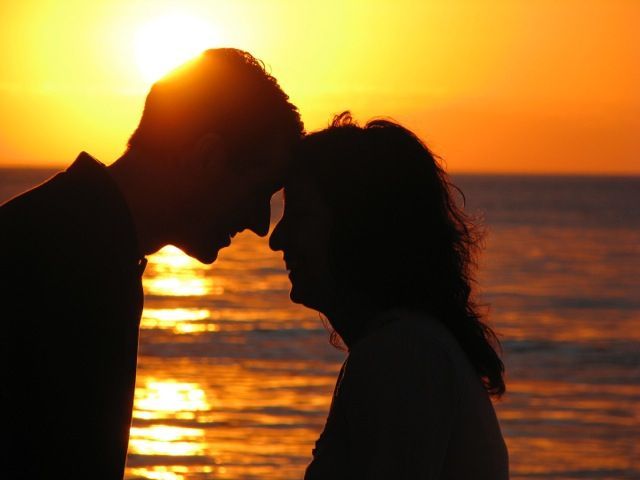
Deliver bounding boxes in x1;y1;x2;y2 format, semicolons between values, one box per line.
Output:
2;155;140;271
1;153;110;224
0;165;116;268
1;174;75;270
2;171;72;234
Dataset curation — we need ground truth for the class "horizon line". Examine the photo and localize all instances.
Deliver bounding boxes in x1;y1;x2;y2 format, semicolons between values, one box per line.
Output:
1;163;638;178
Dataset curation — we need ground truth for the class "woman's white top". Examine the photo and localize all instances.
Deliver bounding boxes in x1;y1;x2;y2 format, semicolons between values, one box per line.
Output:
304;309;509;479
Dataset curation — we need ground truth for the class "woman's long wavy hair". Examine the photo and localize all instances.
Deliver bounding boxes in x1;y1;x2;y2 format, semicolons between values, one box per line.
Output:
297;112;505;397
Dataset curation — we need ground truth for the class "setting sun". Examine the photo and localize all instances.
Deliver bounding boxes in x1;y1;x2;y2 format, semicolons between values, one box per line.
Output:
135;12;219;83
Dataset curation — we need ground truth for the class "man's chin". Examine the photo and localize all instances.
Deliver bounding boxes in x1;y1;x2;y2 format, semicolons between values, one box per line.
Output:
181;245;221;264
180;236;231;264
195;249;220;264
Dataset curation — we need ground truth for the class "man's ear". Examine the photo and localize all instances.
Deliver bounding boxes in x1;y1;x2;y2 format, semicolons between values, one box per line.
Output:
192;132;228;173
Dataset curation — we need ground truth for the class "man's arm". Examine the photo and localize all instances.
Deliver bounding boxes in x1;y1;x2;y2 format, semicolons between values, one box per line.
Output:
1;186;142;479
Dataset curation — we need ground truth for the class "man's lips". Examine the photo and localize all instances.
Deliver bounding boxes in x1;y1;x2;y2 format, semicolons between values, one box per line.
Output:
220;228;241;246
229;227;245;239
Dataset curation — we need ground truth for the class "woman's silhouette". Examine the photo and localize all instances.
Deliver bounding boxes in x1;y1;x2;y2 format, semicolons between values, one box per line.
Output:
270;112;509;479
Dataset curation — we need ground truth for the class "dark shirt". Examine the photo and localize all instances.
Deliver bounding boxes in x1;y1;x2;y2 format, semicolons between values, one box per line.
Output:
0;153;146;479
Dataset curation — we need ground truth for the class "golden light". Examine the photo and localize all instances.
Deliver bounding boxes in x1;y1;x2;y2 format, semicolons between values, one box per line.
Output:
151;246;201;269
141;308;219;334
128;466;214;480
143;246;224;297
135;12;219;83
136;380;210;413
143;277;218;297
129;425;206;457
143;308;211;323
128;468;184;480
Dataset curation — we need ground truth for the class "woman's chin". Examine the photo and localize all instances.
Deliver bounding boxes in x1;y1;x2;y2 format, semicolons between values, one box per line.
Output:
289;285;306;306
289;285;321;311
288;270;333;313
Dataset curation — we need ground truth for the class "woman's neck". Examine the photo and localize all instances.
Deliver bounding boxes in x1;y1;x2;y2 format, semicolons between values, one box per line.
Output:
326;301;395;350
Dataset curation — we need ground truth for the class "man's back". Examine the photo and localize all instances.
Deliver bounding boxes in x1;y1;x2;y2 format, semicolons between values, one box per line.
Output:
0;153;145;479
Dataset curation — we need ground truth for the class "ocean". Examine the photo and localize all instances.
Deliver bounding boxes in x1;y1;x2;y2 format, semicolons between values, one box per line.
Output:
1;168;638;479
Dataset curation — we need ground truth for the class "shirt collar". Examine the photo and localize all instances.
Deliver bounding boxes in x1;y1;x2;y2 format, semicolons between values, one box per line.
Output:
67;151;147;274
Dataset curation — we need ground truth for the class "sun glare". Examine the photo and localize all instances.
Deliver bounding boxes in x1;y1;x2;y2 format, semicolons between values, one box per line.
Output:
135;13;219;83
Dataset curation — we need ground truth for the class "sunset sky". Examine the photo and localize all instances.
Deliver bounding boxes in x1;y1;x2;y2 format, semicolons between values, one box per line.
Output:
0;0;638;173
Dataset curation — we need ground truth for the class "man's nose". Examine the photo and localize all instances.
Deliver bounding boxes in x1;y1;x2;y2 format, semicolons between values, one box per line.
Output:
269;220;284;251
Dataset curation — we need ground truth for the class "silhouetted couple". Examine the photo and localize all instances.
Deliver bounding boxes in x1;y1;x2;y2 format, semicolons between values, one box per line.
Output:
0;49;508;479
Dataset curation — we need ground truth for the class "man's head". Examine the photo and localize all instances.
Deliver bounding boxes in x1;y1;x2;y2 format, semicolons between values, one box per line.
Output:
124;48;303;263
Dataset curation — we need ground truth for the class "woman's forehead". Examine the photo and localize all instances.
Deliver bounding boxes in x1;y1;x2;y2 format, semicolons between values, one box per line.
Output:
282;176;327;209
283;171;316;193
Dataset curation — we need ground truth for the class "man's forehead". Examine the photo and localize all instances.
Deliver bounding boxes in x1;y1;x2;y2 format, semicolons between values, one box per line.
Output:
282;171;319;196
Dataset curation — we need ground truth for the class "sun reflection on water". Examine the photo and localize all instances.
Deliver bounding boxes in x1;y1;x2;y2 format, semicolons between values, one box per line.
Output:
142;308;219;334
128;468;183;480
150;246;201;269
129;380;214;478
129;425;206;456
143;246;224;297
134;379;211;421
128;465;214;480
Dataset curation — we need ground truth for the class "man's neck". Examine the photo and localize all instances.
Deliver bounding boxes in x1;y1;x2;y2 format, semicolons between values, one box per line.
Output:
107;149;166;256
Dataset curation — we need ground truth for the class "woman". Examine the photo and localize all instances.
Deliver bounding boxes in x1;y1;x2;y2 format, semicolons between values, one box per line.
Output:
269;112;508;479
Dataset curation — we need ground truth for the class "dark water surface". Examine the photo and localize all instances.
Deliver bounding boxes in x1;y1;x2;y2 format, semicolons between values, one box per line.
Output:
2;169;639;479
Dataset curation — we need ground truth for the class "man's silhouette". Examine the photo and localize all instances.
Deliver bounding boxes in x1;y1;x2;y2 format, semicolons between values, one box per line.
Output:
0;48;303;479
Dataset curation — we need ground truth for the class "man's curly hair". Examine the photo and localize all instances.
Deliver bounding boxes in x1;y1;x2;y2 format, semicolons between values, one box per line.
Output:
128;48;304;161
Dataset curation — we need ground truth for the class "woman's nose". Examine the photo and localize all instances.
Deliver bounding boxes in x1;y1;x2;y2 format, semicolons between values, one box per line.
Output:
246;199;271;237
269;219;285;251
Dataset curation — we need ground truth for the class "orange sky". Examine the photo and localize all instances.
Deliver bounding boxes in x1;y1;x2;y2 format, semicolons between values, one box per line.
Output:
0;0;638;173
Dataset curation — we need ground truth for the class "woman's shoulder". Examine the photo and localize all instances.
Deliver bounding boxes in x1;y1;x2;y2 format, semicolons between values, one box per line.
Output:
347;308;489;394
341;310;463;424
354;309;462;359
346;309;464;377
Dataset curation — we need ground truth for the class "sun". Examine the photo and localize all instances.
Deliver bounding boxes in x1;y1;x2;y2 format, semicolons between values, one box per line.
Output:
135;13;219;83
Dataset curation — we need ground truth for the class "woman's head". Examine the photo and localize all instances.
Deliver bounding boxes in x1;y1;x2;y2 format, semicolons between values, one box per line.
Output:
272;111;470;313
270;112;505;396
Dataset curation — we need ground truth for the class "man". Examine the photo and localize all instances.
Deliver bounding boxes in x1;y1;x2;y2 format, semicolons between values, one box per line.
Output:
0;48;303;479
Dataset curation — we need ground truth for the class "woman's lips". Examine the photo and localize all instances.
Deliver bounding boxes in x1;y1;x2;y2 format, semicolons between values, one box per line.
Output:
284;258;296;272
